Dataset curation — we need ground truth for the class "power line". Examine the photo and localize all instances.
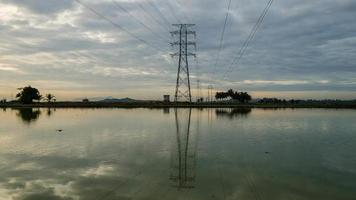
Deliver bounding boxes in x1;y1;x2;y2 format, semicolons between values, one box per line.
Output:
222;0;274;81
112;0;169;42
74;0;161;51
172;0;191;23
144;0;172;28
134;0;171;33
210;0;233;86
166;0;182;24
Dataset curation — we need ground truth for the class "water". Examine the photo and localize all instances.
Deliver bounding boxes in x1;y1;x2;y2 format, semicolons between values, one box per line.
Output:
0;108;355;200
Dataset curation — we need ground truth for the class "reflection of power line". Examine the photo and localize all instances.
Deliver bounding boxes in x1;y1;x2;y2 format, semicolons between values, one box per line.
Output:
193;108;202;179
208;108;213;126
170;108;196;189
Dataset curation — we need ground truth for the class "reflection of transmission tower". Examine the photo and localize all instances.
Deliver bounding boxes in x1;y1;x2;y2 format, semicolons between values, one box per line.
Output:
171;24;196;102
170;109;197;189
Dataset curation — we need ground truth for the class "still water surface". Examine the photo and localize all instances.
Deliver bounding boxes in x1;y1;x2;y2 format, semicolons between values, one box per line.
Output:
0;108;355;200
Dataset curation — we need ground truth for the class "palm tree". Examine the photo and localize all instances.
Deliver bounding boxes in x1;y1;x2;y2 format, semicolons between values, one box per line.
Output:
45;94;56;103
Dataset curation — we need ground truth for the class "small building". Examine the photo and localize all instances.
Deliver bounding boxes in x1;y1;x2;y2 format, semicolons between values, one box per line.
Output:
163;95;170;102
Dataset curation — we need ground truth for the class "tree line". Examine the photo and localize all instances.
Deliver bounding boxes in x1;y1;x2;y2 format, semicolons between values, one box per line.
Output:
215;89;252;103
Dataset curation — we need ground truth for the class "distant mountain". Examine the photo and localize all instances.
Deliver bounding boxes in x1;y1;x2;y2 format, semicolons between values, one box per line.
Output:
99;97;138;103
73;96;111;102
73;96;138;102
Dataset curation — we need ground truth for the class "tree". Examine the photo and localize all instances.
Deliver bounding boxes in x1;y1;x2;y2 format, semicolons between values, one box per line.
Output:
215;92;224;101
16;86;42;104
45;94;56;103
240;92;252;103
215;89;252;103
227;89;234;98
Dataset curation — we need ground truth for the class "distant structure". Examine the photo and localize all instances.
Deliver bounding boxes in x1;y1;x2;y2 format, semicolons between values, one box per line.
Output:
196;97;204;103
163;95;170;102
170;24;196;102
207;85;214;102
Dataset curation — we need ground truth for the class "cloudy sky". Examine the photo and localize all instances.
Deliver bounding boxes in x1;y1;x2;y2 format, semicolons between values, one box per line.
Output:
0;0;355;100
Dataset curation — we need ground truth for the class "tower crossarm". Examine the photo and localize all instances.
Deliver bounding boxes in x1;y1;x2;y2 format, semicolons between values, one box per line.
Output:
170;41;196;49
170;53;196;58
170;31;196;37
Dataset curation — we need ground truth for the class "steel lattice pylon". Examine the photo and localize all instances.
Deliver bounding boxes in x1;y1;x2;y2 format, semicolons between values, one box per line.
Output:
170;24;196;102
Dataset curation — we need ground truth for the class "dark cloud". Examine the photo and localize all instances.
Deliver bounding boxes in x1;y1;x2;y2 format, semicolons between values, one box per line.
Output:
0;0;356;99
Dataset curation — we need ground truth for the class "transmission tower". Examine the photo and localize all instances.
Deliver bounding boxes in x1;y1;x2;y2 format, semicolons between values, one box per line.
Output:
208;85;214;102
170;24;196;102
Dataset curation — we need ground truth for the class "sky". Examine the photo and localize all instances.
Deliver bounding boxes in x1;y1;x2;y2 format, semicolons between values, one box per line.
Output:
0;0;355;100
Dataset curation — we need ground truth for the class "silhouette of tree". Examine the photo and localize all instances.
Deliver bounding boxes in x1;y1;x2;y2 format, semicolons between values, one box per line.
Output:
215;89;252;103
16;86;42;104
215;92;225;100
239;92;252;103
227;89;234;98
45;94;56;103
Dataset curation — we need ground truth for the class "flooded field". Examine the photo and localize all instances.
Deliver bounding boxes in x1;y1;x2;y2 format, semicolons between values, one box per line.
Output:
0;108;355;200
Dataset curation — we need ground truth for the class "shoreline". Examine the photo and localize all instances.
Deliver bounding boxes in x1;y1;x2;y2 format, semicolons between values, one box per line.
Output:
1;102;356;109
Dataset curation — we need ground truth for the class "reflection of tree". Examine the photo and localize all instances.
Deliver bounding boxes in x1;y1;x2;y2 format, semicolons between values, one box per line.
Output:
46;108;56;117
215;108;252;119
15;108;41;124
163;108;170;114
170;108;198;189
